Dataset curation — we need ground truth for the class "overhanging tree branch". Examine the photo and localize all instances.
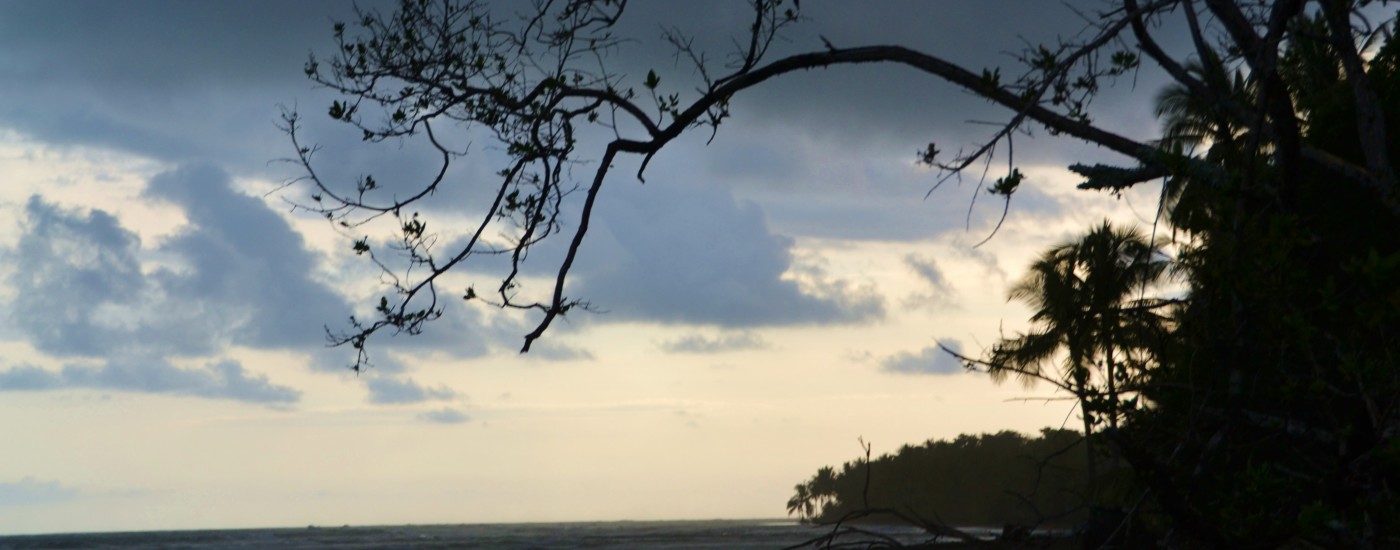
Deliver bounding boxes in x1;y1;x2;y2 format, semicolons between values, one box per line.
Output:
287;0;1400;367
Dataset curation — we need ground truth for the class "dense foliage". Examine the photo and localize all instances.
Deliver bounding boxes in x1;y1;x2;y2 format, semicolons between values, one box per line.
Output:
1116;14;1400;547
786;430;1093;528
973;13;1400;547
794;12;1400;547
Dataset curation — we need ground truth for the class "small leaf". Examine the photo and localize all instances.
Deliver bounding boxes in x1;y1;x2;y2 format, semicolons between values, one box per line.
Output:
644;69;660;90
980;67;1000;89
917;142;939;166
988;168;1024;196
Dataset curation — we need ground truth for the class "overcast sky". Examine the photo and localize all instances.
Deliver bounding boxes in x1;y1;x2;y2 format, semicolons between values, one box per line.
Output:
0;0;1173;534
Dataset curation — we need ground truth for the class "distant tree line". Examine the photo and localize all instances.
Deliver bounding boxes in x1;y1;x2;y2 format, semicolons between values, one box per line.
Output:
787;429;1098;528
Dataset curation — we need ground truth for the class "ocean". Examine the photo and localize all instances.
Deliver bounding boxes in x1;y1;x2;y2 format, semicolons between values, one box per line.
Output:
0;519;946;549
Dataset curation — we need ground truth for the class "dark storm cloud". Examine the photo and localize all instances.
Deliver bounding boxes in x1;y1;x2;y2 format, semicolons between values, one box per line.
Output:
881;339;966;375
656;123;1075;242
418;407;471;424
0;0;1171;198
365;376;457;405
568;178;884;326
0;1;1179;361
0;357;300;405
0;0;1151;285
0;477;78;507
614;1;1177;163
0;0;388;166
659;331;768;354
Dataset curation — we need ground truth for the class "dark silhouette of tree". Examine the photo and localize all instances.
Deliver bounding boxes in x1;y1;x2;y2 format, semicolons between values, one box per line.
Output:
787;430;1092;529
983;222;1169;508
288;1;1400;545
1113;11;1400;546
783;466;840;524
785;482;815;522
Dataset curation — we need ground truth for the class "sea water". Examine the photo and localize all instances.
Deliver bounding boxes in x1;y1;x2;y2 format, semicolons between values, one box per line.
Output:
0;519;943;549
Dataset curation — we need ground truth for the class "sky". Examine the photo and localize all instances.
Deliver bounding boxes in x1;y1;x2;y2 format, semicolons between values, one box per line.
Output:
0;0;1175;535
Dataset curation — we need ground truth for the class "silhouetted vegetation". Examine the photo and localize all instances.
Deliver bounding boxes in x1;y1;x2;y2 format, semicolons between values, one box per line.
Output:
787;429;1095;528
795;11;1400;546
296;1;1400;546
1101;13;1400;547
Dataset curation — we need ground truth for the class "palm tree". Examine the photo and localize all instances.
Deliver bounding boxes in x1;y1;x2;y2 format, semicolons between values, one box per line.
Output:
985;221;1170;499
1153;56;1255;234
809;466;838;516
786;482;815;522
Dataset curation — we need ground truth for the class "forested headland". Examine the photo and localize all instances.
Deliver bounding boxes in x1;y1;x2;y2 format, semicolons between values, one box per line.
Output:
786;429;1094;528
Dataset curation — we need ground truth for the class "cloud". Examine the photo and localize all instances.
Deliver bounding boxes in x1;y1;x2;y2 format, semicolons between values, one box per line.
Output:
0;477;78;507
0;1;380;167
0;0;1166;365
6;175;348;361
418;407;470;424
944;238;1009;282
7;196;149;357
519;340;595;361
569;180;884;327
3;164;497;376
0;0;1157;173
142;163;353;352
880;339;966;375
0;357;299;404
659;331;768;354
902;254;958;310
0;365;61;390
2;161;577;369
365;376;456;405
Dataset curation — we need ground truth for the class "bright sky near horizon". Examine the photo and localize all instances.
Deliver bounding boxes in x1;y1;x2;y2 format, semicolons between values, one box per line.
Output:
0;0;1174;535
